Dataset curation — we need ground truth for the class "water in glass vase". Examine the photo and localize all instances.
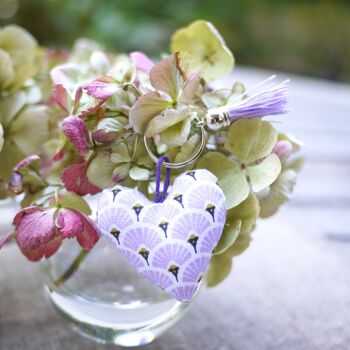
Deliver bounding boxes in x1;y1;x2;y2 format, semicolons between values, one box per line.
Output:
40;239;192;347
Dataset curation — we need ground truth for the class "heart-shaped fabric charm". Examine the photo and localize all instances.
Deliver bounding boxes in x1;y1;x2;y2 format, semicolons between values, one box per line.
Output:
97;169;226;302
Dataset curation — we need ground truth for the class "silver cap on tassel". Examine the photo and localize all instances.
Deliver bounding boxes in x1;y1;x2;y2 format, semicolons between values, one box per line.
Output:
205;108;231;131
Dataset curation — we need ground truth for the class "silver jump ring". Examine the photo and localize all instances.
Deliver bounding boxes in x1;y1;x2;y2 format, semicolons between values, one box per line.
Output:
144;124;206;169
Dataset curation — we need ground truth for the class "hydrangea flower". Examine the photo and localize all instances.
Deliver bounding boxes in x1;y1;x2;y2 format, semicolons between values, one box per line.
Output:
171;20;234;81
197;118;282;209
129;52;201;147
0;192;99;261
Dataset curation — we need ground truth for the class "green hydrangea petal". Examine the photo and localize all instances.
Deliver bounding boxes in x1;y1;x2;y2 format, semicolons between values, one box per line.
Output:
247;153;281;192
196;152;249;209
171;20;234;81
9;105;51;155
150;52;192;101
111;143;131;164
228;192;260;233
0;140;26;180
112;163;131;182
175;134;200;163
0;49;14;90
214;219;241;255
129;91;171;134
0;91;26;126
56;192;92;215
258;169;297;218
129;166;150;181
0;124;3;152
159;118;191;147
206;253;233;287
109;55;136;84
87;151;115;188
0;25;38;89
225;231;252;258
225;119;278;164
146;106;190;137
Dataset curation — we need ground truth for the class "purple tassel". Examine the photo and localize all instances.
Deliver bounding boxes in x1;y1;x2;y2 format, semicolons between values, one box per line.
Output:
205;76;289;130
228;77;289;121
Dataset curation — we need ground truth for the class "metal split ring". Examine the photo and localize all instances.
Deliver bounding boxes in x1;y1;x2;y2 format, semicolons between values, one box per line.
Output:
144;123;206;169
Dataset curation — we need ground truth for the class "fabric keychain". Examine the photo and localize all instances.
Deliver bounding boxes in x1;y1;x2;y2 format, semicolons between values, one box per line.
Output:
154;156;171;203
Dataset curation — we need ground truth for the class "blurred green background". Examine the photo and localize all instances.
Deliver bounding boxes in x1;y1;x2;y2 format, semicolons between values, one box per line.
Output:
1;0;349;82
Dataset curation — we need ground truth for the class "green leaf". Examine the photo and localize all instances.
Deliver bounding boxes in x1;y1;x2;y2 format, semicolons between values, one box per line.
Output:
258;169;297;218
129;91;171;134
247;153;282;192
225;119;278;164
129;166;150;181
206;253;233;287
214;219;241;255
171;20;234;81
87;151;115;188
196;152;249;209
57;191;92;215
150;52;192;101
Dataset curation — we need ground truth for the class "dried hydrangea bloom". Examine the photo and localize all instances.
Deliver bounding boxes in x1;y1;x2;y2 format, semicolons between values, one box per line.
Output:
11;203;99;261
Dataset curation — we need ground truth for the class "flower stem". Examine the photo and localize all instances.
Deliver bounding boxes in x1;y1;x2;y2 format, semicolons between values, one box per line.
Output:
53;249;90;287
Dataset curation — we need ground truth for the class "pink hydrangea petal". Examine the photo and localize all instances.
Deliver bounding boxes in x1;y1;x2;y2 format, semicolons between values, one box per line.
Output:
0;231;15;250
21;235;62;262
62;115;91;156
15;208;56;250
8;171;23;194
53;147;65;161
83;77;118;100
13;155;40;171
61;162;101;196
273;140;293;159
92;129;119;143
8;155;40;194
57;209;84;239
74;211;100;249
13;206;42;227
52;84;70;112
130;51;155;74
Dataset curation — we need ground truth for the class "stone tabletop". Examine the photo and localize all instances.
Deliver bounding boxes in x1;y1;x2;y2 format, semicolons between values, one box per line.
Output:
1;67;350;350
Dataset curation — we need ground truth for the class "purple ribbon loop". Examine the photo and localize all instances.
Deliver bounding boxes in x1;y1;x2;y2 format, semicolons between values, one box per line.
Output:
154;156;171;203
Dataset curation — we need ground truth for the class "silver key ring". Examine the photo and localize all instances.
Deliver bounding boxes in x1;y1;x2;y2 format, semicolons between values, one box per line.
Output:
144;123;207;169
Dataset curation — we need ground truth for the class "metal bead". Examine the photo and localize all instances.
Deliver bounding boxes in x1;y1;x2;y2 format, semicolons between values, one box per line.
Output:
205;109;231;131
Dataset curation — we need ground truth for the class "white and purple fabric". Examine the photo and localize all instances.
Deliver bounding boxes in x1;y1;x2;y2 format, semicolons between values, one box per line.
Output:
97;169;226;302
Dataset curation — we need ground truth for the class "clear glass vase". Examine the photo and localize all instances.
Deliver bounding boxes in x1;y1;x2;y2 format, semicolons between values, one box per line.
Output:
40;239;193;347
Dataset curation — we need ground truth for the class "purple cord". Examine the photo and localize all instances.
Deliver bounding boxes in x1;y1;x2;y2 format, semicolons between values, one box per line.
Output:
154;156;171;203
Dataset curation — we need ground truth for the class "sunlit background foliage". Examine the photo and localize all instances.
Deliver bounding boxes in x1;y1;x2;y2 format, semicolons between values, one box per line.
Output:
0;0;349;82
